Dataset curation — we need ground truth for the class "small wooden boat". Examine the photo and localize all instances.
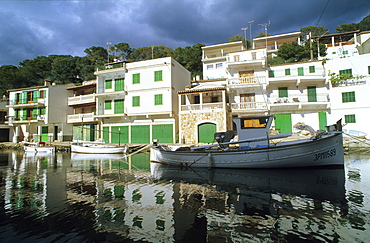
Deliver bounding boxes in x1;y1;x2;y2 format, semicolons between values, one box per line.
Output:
150;115;344;169
22;141;55;153
71;142;128;154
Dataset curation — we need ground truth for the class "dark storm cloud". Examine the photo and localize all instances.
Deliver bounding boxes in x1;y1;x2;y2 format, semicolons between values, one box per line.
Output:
0;0;369;66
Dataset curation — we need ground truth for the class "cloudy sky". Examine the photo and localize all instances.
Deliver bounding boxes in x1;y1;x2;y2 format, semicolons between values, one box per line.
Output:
1;0;369;66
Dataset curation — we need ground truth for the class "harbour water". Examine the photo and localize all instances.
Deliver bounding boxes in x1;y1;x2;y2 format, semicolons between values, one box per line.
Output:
0;150;369;242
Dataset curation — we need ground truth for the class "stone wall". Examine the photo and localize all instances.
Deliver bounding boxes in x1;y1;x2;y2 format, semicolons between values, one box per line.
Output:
180;111;227;145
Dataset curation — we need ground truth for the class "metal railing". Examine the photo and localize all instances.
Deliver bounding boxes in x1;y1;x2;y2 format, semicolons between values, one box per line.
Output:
231;102;268;110
268;93;329;103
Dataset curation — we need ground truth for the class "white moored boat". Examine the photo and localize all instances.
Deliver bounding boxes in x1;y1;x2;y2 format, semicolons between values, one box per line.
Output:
71;142;128;154
150;116;344;169
23;142;55;153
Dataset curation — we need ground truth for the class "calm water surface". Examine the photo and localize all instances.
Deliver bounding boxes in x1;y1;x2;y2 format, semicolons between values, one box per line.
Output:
0;150;369;242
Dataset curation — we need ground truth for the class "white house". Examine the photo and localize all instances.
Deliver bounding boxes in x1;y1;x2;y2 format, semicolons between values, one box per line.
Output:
94;57;190;144
6;81;74;143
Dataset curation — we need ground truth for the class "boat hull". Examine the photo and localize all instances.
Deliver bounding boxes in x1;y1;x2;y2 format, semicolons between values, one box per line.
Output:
71;144;127;154
24;146;55;153
150;133;344;168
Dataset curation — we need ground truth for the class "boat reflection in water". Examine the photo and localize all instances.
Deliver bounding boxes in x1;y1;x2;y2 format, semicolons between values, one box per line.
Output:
1;151;358;242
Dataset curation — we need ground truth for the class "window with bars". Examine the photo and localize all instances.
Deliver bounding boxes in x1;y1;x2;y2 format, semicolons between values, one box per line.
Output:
342;91;356;103
278;87;288;98
104;100;112;110
105;79;112;89
132;96;140;107
133;73;140;84
154;94;163;105
345;114;356;123
154;71;163;81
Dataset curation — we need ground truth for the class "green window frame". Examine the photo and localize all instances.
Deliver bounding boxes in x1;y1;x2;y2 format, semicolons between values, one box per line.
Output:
154;70;163;82
104;100;112;110
278;87;288;98
105;79;112;89
298;67;304;76
344;114;356;123
285;68;291;76
309;66;315;73
133;73;140;84
342;91;356;103
132;96;140;107
268;70;274;78
343;50;348;55
114;99;125;114
114;78;124;91
154;94;163;105
339;69;352;76
368;66;370;74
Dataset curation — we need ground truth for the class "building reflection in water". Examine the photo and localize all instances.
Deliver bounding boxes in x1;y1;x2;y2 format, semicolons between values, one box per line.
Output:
4;151;368;242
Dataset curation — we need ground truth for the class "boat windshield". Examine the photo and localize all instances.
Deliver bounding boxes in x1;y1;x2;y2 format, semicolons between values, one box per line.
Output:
240;117;269;129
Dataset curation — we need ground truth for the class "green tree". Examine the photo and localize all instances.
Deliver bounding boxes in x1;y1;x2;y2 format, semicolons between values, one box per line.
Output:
173;43;204;78
229;35;251;49
83;46;108;65
51;55;82;84
255;32;271;38
110;43;132;61
128;45;174;62
0;65;18;96
276;41;308;63
336;23;359;33
359;14;370;31
300;25;329;38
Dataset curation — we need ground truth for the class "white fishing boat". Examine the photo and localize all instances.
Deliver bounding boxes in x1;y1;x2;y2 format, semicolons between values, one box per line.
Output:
71;142;128;154
22;141;55;153
150;115;344;169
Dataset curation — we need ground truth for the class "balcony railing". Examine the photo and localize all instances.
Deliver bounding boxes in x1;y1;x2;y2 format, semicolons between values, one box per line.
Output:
67;112;95;123
331;79;367;87
268;93;329;104
231;102;268;111
96;62;126;72
180;102;224;112
7;98;46;106
269;67;325;79
68;94;95;106
228;76;266;86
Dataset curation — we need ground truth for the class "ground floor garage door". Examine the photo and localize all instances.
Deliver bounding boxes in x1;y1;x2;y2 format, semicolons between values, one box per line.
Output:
198;123;216;143
131;125;150;143
111;126;129;144
275;114;292;133
152;124;173;143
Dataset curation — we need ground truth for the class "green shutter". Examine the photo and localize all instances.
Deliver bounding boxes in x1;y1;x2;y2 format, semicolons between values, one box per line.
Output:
368;66;370;74
274;114;292;133
152;124;173;143
278;87;288;98
131;125;150;143
21;92;27;104
132;96;140;107
198;123;216;143
103;127;110;143
344;114;356;123
33;91;40;102
114;78;124;91
307;86;317;102
41;126;48;142
133;73;140;84
342;91;356;103
154;70;162;81
319;112;327;130
154;94;163;105
298;67;304;76
285;69;291;76
309;66;315;73
104;100;112;110
268;70;274;78
22;109;27;120
114;99;125;114
105;79;112;89
43;90;47;98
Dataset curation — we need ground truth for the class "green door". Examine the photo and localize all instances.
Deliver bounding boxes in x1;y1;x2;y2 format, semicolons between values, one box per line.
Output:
307;86;317;102
103;127;110;143
275;114;292;133
131;125;150;143
111;126;128;144
41;126;48;142
319;112;327;131
152;124;173;143
198;123;216;143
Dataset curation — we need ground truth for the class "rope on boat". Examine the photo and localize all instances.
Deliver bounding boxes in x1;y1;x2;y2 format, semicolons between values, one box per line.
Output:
343;133;370;153
126;144;151;157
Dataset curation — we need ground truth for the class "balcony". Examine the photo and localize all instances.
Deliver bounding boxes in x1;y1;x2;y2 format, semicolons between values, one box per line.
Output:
180;102;225;112
230;102;268;112
7;98;46;108
95;62;127;73
68;94;95;106
228;76;266;88
9;115;45;123
268;66;326;85
268;93;330;113
67;112;95;123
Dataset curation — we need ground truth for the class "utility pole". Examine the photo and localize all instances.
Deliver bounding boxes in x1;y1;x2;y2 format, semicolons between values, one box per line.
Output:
248;20;254;47
258;21;270;65
107;42;112;63
241;27;248;48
